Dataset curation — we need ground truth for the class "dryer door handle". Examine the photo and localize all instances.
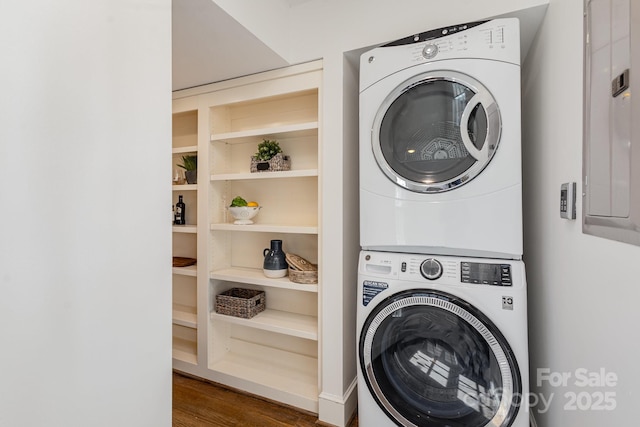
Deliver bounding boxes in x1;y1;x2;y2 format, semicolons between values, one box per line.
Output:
460;92;499;163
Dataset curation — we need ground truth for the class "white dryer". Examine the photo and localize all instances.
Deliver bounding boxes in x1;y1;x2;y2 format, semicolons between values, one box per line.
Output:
359;18;523;259
357;250;529;427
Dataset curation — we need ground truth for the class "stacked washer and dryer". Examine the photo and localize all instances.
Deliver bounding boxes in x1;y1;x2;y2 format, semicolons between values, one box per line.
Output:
357;18;529;427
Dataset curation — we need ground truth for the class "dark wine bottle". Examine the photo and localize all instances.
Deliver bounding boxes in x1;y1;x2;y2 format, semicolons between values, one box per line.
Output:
175;195;186;225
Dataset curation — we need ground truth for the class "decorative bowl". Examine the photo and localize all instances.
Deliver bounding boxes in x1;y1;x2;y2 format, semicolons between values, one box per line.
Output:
228;206;261;225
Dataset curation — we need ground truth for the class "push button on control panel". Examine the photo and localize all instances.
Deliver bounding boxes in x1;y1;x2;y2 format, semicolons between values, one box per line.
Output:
500;265;512;285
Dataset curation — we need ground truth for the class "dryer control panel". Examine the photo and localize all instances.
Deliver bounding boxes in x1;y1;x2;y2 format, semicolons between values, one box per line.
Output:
360;18;521;91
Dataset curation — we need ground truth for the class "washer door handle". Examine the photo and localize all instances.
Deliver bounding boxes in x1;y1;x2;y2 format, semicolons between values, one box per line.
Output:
460;92;499;162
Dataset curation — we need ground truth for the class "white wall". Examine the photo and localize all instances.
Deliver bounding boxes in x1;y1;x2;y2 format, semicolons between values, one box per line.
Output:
522;0;640;425
0;2;172;426
215;0;549;62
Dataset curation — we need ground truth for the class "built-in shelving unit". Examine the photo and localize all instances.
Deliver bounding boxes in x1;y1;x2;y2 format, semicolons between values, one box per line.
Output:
172;106;199;367
171;61;323;415
206;66;321;413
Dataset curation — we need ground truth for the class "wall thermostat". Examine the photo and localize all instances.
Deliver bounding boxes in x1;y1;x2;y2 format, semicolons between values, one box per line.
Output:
560;182;576;219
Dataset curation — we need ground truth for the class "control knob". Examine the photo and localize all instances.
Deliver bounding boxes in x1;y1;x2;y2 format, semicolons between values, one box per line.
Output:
422;43;438;59
420;258;443;280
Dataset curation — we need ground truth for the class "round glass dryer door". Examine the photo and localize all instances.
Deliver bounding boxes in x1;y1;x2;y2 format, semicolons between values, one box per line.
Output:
359;290;521;427
372;71;501;192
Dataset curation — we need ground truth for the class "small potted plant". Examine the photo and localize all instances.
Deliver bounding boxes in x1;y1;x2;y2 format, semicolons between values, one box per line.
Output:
250;139;290;173
178;155;197;184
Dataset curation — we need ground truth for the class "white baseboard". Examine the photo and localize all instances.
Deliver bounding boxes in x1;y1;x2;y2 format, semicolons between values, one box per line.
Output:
318;378;358;427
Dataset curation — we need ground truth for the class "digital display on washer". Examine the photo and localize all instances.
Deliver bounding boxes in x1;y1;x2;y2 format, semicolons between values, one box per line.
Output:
460;262;512;286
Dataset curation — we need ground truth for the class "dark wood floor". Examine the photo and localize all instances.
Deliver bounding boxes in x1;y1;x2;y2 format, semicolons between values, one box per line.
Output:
173;372;358;427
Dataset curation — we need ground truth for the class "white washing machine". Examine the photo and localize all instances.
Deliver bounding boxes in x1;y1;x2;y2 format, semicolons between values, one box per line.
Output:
357;250;529;427
359;18;523;259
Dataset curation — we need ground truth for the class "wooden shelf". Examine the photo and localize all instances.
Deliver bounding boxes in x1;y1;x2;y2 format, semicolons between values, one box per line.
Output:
210;169;318;181
209;339;318;412
211;309;317;341
173;264;197;277
210;122;318;144
173;225;197;233
210;267;317;292
172;184;198;191
173;304;197;328
172;145;198;154
210;223;317;234
173;337;197;365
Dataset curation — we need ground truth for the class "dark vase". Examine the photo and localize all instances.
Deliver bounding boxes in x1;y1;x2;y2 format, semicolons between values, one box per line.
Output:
263;240;287;278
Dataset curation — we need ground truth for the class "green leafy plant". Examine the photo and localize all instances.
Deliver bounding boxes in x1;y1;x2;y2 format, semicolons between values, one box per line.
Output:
230;196;248;207
254;139;282;161
177;155;197;171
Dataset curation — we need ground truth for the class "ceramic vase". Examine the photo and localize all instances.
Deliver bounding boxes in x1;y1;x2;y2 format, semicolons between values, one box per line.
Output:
263;239;287;278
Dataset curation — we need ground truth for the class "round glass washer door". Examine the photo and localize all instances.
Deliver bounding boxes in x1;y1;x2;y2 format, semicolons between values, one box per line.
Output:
359;290;521;427
372;71;501;193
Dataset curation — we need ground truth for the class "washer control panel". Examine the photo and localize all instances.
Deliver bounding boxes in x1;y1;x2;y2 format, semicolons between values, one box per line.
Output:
360;251;517;288
461;262;512;286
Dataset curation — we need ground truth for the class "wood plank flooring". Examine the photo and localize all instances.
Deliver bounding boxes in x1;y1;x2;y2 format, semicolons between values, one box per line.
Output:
173;372;358;427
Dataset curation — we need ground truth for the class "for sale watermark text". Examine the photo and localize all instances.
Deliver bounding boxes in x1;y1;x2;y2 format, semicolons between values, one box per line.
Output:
533;368;618;412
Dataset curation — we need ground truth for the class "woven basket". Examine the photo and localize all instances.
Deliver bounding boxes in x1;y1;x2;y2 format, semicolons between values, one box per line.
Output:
215;288;265;319
288;267;318;284
250;153;291;173
285;253;318;284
